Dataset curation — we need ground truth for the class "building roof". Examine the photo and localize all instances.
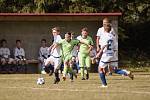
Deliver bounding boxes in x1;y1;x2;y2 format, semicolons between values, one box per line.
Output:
0;13;122;21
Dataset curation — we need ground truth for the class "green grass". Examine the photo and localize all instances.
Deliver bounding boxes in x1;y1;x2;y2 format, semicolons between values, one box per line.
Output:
0;73;150;100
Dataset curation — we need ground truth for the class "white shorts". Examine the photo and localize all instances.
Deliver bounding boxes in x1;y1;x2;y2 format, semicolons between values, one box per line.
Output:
99;53;113;68
45;56;62;70
111;50;118;67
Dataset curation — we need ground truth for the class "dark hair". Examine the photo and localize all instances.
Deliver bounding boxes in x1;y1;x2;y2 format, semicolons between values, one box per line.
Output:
65;32;72;36
16;40;21;43
1;39;7;44
81;27;88;32
41;39;46;43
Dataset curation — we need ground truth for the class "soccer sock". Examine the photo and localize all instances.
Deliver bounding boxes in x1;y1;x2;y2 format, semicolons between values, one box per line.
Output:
55;72;59;79
80;67;84;78
114;69;128;76
99;73;107;86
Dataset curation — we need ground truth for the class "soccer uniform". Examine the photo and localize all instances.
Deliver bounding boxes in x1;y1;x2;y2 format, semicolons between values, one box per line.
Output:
98;32;115;68
77;35;94;79
38;46;50;72
45;35;62;71
58;39;79;78
0;47;14;63
97;27;118;67
58;39;79;62
14;47;26;61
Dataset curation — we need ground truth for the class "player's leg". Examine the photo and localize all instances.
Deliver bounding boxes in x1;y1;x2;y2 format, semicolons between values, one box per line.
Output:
98;62;108;87
85;55;91;80
44;57;54;75
78;53;86;80
53;57;62;84
98;54;112;87
38;57;46;74
113;68;134;80
68;59;77;81
1;58;7;73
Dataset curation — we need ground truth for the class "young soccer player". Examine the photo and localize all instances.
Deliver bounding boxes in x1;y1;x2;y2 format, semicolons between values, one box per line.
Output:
52;32;79;82
77;27;94;80
96;21;134;87
14;40;28;73
45;27;62;84
38;39;50;74
0;39;15;73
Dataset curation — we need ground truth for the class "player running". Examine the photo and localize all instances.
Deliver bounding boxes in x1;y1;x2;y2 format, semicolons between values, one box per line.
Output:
77;27;94;80
96;20;134;87
45;27;62;84
52;32;79;82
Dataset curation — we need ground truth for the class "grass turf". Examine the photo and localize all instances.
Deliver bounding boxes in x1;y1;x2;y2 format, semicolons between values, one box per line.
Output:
0;72;150;100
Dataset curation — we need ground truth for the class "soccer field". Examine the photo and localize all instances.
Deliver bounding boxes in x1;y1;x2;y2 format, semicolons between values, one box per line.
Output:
0;73;150;100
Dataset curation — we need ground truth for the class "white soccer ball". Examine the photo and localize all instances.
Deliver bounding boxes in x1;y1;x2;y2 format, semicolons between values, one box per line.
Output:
37;77;45;85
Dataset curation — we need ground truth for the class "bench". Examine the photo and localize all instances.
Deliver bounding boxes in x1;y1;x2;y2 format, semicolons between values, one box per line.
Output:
26;59;39;73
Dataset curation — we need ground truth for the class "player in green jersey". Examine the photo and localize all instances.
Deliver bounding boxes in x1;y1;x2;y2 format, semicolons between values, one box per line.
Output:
77;27;94;80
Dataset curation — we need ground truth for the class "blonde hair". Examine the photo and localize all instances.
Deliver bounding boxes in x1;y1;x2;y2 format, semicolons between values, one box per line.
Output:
103;17;111;23
52;27;60;32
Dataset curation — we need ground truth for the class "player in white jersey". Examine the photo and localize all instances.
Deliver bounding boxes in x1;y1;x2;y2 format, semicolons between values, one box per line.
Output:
96;18;118;75
14;40;28;65
0;39;15;73
38;39;50;74
45;27;62;84
96;21;134;87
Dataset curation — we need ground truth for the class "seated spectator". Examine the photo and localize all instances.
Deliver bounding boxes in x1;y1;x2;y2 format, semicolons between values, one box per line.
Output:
38;39;50;74
0;39;15;73
14;40;28;65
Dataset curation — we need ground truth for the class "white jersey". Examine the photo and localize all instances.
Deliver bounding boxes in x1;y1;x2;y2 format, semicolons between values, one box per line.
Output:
39;47;50;59
96;27;117;50
51;35;62;57
14;47;25;59
0;47;10;58
101;32;115;56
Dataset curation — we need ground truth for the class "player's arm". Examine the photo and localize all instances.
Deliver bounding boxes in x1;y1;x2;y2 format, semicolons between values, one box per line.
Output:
87;38;94;53
96;45;106;58
79;39;93;48
96;36;100;52
51;43;60;53
47;44;54;52
87;45;93;53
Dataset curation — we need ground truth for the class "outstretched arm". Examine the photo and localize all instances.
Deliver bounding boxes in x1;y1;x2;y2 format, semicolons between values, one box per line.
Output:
51;43;59;53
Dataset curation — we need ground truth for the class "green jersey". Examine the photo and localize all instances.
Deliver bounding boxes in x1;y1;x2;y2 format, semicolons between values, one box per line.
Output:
58;39;79;57
77;36;94;54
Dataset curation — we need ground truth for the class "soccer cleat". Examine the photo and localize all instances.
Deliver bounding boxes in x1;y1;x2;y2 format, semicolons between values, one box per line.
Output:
101;85;108;88
41;70;46;74
62;76;66;81
54;78;60;84
86;73;89;80
128;71;134;80
81;77;86;80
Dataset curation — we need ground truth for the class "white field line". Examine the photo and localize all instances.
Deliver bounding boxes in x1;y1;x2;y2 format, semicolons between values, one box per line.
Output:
0;86;150;95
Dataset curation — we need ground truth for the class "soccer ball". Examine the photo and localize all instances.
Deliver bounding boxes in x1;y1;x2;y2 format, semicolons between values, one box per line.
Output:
37;77;45;85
